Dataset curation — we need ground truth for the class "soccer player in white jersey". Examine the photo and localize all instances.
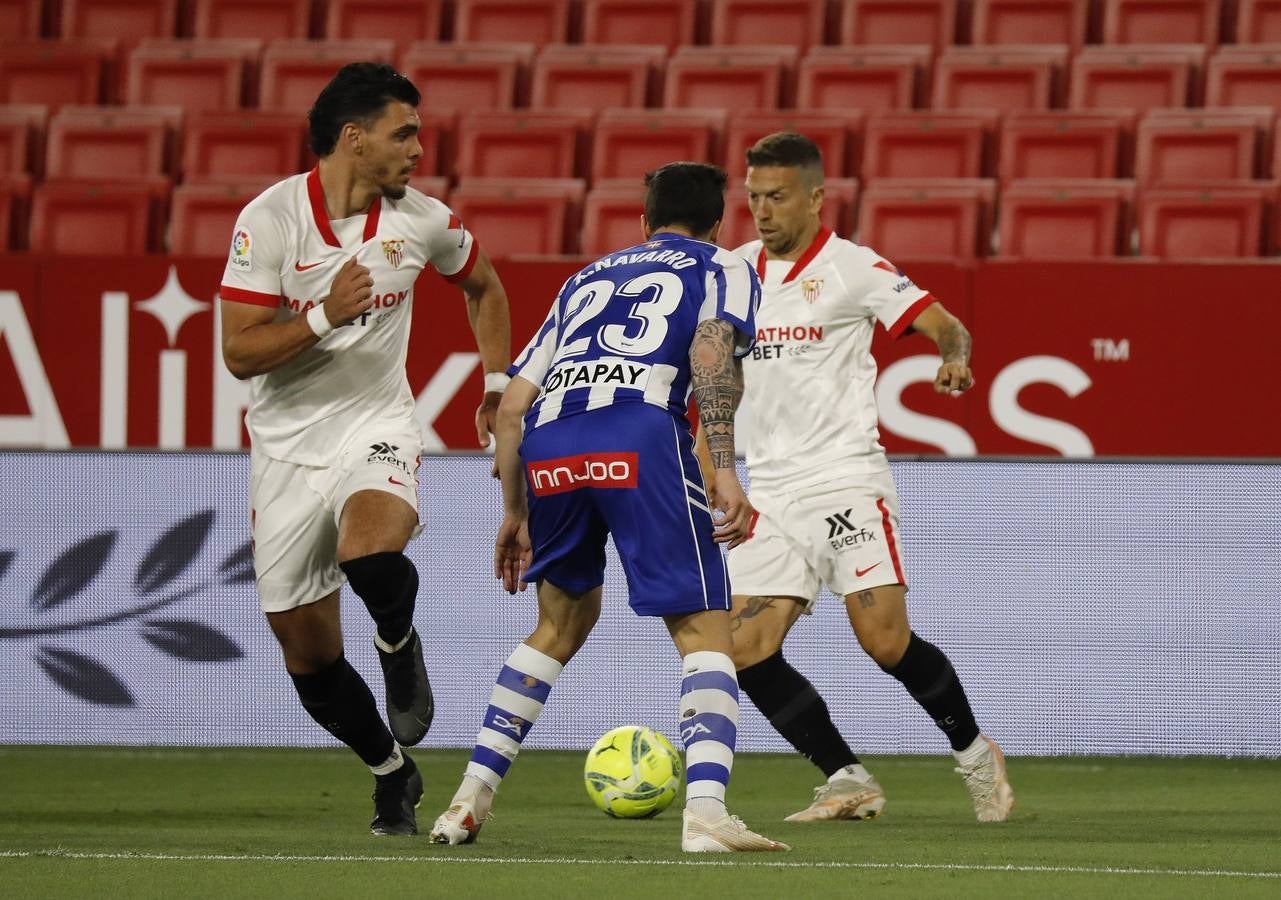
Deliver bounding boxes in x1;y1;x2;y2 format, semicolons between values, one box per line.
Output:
705;132;1013;823
218;63;512;836
429;163;787;853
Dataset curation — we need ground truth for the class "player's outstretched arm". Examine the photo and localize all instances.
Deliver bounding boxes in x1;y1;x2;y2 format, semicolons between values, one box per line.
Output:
456;249;513;448
493;376;538;593
909;301;975;396
689;319;754;549
221;257;375;379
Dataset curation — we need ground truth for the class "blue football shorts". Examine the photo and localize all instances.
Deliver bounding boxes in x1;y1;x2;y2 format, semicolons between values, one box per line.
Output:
519;404;730;617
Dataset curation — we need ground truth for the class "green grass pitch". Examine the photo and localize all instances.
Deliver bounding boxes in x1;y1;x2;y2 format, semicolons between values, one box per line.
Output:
2;747;1278;898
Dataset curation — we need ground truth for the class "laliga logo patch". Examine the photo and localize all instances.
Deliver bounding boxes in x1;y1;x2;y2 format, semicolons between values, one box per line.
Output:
230;228;252;271
381;238;405;269
800;277;824;304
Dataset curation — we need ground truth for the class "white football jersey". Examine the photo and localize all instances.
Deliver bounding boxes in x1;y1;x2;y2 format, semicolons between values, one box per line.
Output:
733;228;935;491
219;168;477;466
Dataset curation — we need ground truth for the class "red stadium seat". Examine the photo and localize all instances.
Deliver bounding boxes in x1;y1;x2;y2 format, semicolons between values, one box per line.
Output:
0;0;44;38
663;46;796;111
837;0;958;52
454;110;589;179
580;0;698;51
998;110;1134;180
971;0;1090;51
719;176;859;248
0;104;46;175
1138;183;1269;257
30;177;169;254
46;105;177;179
409;110;451;178
1205;47;1281;115
591;108;725;183
58;0;176;44
323;0;443;44
192;0;310;40
530;43;663;112
1237;0;1281;42
448;177;584;256
857;177;995;259
709;0;828;52
931;45;1068;111
399;42;531;114
259;39;395;113
1069;45;1206;112
453;0;571;45
126;39;259;112
1102;0;1221;47
1135;109;1268;184
581;181;646;256
183;110;305;181
797;45;931;114
406;174;448;199
997;178;1135;257
724;110;856;176
0;172;32;249
0;39;114;108
862;111;996;179
168;179;276;256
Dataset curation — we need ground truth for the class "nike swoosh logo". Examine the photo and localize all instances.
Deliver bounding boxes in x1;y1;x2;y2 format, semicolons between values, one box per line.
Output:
388;476;409;488
855;562;882;578
294;260;324;271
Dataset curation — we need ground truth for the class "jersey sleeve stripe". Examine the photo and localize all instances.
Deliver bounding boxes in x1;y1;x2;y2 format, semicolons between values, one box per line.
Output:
887;293;935;339
220;285;280;307
441;239;479;283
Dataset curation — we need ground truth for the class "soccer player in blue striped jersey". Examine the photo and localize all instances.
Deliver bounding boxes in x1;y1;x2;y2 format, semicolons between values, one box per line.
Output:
428;162;789;853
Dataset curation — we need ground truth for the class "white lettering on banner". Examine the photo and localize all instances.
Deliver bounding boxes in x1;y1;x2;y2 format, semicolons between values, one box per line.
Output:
99;291;128;448
135;268;210;451
1092;338;1131;362
0;291;69;447
414;352;482;452
877;356;978;455
159;350;187;450
990;356;1095;457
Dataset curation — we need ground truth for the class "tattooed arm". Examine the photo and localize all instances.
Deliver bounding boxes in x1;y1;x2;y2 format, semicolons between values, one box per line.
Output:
689;318;754;548
908;302;974;396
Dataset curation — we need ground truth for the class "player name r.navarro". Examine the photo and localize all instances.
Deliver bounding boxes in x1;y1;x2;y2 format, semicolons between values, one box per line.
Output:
574;247;699;283
542;358;652;395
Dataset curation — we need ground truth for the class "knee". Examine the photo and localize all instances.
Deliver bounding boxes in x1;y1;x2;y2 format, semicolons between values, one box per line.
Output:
857;623;911;669
531;613;597;664
729;628;779;670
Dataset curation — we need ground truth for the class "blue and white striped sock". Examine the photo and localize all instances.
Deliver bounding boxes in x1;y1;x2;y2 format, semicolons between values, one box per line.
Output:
463;643;563;793
679;650;738;817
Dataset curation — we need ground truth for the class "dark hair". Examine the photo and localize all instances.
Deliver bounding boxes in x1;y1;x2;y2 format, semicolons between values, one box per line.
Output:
745;132;824;183
643;162;728;236
307;62;421;157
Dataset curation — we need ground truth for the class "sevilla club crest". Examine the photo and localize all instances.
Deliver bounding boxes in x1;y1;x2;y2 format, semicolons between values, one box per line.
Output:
381;239;405;269
800;277;824;304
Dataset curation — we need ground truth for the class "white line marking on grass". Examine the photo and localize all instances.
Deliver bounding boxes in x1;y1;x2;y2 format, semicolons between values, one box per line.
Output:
1;850;1277;879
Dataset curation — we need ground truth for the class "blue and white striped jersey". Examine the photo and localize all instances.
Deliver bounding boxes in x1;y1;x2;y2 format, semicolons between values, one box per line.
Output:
509;232;760;431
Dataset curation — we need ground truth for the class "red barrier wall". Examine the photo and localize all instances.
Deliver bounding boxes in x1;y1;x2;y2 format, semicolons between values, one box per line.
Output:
1;255;1278;457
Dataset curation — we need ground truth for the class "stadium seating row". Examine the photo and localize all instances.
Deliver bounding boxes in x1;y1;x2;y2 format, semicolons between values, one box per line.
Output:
6;105;1281;187
6;0;1281;51
4;37;1281;115
3;173;1278;262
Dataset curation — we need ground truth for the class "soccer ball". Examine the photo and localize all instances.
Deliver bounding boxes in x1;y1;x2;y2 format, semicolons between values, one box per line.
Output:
583;725;683;819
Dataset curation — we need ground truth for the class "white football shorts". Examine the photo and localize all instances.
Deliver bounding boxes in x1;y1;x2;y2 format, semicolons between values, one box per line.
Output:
248;425;424;612
726;468;907;611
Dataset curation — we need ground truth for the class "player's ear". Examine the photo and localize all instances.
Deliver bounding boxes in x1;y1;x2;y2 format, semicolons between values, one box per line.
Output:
641;214;653;239
341;121;363;155
706;219;722;245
